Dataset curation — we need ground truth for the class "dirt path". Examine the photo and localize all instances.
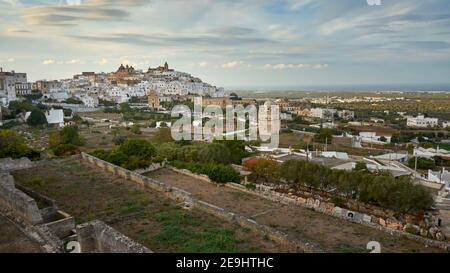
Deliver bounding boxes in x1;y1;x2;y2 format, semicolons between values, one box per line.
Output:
145;168;446;253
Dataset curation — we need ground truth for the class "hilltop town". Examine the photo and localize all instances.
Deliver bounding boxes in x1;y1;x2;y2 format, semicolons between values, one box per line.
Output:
1;64;450;253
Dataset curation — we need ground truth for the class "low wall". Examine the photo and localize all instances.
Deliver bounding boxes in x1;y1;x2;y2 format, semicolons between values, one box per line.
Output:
0;155;82;173
134;162;165;174
43;210;75;239
76;220;152;253
80;153;319;252
0;173;44;224
225;182;450;251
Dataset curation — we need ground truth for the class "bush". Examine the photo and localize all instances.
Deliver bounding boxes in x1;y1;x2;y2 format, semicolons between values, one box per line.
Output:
281;159;433;214
0;130;34;159
27;110;47;126
198;143;231;164
408;157;435;170
130;124;141;134
52;144;80;156
119;138;155;159
172;161;240;183
113;135;127;146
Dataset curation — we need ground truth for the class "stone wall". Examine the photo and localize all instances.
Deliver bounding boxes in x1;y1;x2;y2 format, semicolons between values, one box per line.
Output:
0;173;44;224
76;220;152;253
81;152;319;252
225;182;450;251
0;155;81;173
134;162;165;174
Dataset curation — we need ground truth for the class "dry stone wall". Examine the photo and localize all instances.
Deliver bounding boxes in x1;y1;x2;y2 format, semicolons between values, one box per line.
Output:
81;152;319;252
0;173;44;224
76;220;152;253
225;182;450;251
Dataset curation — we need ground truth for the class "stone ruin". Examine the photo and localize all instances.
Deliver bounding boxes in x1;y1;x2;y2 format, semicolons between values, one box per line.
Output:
0;172;151;253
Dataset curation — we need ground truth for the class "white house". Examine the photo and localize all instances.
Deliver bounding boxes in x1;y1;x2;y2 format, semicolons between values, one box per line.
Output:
372;152;408;163
407;115;438;128
359;132;391;144
414;147;450;159
321;151;349;160
309;108;337;119
45;109;65;128
428;169;450;189
443;121;450;128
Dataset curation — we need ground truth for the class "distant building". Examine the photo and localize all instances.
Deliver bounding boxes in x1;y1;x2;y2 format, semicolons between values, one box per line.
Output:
148;89;160;109
428;169;450;189
45;109;65;128
309;108;336;119
337;110;354;120
0;68;29;105
443;121;450;128
359;132;391;144
407;115;438;128
33;80;62;94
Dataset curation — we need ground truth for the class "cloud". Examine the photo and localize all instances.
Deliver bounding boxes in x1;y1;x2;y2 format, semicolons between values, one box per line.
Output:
221;60;245;69
24;2;135;26
96;57;108;65
198;61;208;67
261;63;329;70
42;59;56;65
65;59;83;64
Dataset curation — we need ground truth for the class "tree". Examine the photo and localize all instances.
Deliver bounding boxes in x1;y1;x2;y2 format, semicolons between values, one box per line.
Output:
198;143;231;164
27;110;47;126
0;130;31;159
354;162;368;171
130;124;141;134
152;128;172;143
119;138;156;159
314;128;333;144
251;158;280;183
59;125;85;146
408;157;435;170
119;102;132;112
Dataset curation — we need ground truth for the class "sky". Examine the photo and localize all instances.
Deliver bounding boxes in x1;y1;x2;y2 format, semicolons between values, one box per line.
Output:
1;0;450;89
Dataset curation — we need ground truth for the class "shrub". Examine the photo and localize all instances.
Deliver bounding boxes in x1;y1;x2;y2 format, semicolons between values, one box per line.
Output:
0;130;32;159
119;138;155;159
408;157;435;170
130;124;141;134
52;144;80;156
172;161;240;183
198;143;231;164
27;110;47;126
113;135;127;145
281;159;433;214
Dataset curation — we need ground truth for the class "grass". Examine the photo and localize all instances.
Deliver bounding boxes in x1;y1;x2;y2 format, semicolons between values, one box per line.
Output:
150;210;243;253
336;243;369;253
11;159;276;253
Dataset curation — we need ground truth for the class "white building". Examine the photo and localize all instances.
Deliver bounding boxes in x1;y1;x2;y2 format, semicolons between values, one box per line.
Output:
45;109;65;128
428;169;450;189
337;110;354;120
309;108;337;119
406;115;438;128
414;147;450;159
0;69;19;105
359;132;391;144
443;121;450;128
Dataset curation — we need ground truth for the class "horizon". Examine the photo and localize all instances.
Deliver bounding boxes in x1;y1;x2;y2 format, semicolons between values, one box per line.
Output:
1;0;450;88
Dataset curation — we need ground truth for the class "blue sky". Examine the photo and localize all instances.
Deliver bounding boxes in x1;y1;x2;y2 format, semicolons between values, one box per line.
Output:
1;0;450;89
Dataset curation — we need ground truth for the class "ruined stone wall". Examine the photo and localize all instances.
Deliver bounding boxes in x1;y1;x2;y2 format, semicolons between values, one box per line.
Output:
225;182;450;250
0;173;44;224
76;220;152;253
0;155;82;173
81;152;319;253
